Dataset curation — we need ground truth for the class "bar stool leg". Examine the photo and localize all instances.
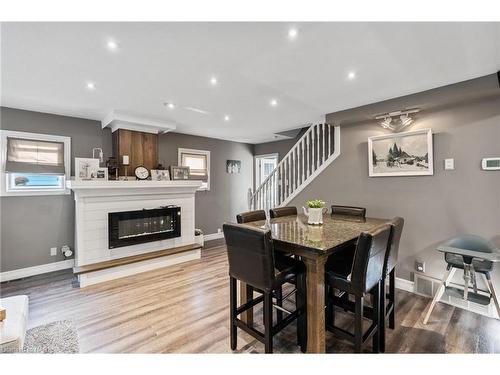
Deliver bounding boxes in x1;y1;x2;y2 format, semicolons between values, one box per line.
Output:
379;277;386;353
372;281;381;353
229;277;237;350
484;273;500;319
423;267;456;324
264;292;273;353
389;268;396;329
276;287;284;323
354;295;364;353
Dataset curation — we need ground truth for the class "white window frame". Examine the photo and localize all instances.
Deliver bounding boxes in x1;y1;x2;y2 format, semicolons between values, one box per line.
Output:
178;148;210;191
0;130;71;197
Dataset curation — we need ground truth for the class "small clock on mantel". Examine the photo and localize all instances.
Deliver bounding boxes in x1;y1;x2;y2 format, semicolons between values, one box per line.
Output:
134;165;150;180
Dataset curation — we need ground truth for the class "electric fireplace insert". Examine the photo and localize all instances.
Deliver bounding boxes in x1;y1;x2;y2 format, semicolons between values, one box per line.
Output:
108;206;181;249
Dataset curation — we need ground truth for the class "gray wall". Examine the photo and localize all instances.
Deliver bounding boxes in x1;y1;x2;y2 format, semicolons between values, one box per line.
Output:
158;132;254;235
0;107;254;272
289;95;500;285
0;107;113;272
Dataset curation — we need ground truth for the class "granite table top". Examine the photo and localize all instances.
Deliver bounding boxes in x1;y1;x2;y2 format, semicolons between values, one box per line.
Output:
245;214;388;255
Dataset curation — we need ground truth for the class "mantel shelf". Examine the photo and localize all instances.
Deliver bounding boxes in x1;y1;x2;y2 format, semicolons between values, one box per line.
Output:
67;180;202;190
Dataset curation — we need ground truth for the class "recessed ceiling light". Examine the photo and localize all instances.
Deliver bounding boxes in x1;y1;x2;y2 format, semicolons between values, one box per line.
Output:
107;39;119;51
224;115;230;122
164;102;175;109
210;76;218;86
347;71;357;80
288;28;298;40
270;99;278;107
86;82;95;90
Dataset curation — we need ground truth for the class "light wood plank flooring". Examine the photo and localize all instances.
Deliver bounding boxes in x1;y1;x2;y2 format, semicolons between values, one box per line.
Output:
1;243;500;353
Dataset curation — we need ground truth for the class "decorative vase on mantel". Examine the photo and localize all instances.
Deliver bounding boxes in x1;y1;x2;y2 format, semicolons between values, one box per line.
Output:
302;199;327;225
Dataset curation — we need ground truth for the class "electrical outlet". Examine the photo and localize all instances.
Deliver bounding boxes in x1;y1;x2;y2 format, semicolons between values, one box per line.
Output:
50;247;58;256
415;260;425;273
217;228;222;234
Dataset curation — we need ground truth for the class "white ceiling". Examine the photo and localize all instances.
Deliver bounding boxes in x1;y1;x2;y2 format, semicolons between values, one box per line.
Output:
1;22;499;143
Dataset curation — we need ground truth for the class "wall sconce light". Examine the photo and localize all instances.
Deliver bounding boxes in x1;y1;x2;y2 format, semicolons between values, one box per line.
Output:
375;109;419;132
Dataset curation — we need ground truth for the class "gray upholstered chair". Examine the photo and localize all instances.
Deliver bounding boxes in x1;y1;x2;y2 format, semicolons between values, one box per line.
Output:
423;235;500;324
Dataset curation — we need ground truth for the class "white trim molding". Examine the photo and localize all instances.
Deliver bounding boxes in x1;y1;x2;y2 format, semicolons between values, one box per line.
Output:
0;259;74;283
395;277;415;293
204;232;224;241
178;147;211;191
0;130;71;197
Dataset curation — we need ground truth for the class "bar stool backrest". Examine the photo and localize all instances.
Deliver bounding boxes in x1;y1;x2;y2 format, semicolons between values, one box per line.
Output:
331;205;366;218
236;210;266;224
223;223;276;292
350;224;392;295
269;206;297;219
383;217;405;277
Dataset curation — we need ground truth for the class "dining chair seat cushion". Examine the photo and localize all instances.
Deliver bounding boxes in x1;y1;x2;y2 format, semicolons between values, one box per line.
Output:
326;271;354;294
325;244;355;277
274;253;305;288
445;254;493;273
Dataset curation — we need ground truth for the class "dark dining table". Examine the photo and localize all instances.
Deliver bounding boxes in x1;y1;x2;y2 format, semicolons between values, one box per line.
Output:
243;213;388;353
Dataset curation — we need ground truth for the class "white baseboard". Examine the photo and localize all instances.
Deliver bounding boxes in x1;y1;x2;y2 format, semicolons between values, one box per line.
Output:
395;277;415;293
0;259;74;283
78;249;200;288
204;232;224;241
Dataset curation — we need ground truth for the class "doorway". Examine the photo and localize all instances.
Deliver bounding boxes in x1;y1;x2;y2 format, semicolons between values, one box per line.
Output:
255;153;279;187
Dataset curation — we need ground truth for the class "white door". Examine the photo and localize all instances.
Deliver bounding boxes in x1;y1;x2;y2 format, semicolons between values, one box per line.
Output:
255;154;278;187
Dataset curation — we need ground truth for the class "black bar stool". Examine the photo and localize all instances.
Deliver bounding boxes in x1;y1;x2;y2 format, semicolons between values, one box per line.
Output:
325;224;392;353
269;206;297;218
331;205;366;218
223;223;307;353
236;210;266;223
379;217;404;352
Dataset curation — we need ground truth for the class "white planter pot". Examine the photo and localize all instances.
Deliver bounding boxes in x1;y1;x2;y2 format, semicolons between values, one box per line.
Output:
303;207;325;225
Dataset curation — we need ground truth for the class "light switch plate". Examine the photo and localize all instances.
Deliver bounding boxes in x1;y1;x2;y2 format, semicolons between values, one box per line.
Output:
444;158;454;170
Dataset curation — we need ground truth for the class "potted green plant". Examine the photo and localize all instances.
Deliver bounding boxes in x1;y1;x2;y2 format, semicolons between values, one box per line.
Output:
303;199;327;225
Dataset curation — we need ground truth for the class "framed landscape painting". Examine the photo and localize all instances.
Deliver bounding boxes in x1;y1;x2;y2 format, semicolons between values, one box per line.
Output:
368;128;433;177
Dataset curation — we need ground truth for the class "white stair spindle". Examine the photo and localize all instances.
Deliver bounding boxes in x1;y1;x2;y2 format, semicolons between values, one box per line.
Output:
306;132;311;178
328;124;332;156
301;139;305;183
321;124;326;163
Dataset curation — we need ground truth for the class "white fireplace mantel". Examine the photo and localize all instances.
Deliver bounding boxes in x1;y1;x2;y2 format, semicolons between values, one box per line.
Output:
66;179;203;287
67;180;202;199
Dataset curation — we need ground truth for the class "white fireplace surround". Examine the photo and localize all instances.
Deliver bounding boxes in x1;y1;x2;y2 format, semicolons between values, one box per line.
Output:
67;180;202;287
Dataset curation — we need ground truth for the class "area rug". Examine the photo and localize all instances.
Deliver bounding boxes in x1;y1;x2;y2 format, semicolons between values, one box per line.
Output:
23;320;79;353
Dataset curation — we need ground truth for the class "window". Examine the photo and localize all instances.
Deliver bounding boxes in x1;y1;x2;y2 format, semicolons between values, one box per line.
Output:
0;130;71;196
178;148;210;191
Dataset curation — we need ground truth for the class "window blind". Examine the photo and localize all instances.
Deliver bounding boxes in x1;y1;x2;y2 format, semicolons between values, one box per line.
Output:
181;152;208;182
5;137;65;174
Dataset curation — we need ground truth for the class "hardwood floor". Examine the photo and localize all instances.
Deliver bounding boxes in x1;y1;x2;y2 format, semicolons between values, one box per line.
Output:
1;243;500;353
